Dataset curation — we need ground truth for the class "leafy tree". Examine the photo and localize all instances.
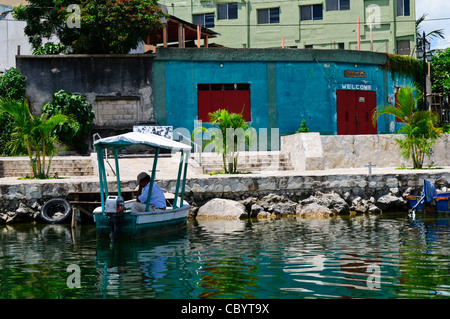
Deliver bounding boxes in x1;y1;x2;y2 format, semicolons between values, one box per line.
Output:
430;47;450;99
193;109;256;174
42;90;95;154
0;68;26;156
0;98;79;178
13;0;167;54
372;86;442;169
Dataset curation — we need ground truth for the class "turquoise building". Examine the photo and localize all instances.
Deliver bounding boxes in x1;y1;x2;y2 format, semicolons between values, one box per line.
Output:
153;47;411;141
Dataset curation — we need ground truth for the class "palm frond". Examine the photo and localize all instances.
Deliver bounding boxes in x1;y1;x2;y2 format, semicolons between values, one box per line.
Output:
416;13;445;40
372;105;406;125
0;98;32;127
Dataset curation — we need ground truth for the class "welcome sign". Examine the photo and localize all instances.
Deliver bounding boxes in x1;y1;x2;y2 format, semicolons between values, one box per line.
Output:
340;83;373;91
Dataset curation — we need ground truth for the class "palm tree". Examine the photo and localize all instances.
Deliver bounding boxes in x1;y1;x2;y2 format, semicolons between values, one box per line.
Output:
193;109;256;173
372;86;441;168
0;98;79;178
414;13;445;57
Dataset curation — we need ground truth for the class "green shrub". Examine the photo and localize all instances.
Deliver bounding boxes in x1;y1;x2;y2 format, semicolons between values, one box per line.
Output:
0;98;79;178
32;42;66;55
0;67;26;101
192;109;256;174
42;90;95;154
296;119;310;133
373;86;442;169
0;113;14;156
0;68;26;156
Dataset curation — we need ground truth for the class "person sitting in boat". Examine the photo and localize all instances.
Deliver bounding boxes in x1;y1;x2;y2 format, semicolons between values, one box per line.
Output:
130;172;166;212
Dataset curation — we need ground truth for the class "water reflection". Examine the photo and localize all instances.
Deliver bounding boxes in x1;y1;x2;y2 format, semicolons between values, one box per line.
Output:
0;213;449;299
399;214;450;298
188;220;260;298
95;229;190;298
0;224;97;298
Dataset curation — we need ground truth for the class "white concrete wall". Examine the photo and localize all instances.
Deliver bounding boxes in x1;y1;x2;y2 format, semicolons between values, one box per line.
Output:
0;11;33;71
282;133;450;170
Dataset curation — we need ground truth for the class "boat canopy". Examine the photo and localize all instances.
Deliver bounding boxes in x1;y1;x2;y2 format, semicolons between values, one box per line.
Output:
94;132;191;151
94;131;191;213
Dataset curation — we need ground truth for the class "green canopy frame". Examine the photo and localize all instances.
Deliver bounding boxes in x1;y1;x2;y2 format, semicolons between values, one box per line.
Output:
94;133;190;213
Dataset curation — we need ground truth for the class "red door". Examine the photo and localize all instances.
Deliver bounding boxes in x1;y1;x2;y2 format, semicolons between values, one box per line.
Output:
337;90;377;135
197;86;251;122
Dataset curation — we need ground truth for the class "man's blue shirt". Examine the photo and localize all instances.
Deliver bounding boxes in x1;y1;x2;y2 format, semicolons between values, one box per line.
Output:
138;183;166;209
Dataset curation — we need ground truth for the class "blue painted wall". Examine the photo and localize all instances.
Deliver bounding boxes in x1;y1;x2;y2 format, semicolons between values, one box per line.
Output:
164;60;269;132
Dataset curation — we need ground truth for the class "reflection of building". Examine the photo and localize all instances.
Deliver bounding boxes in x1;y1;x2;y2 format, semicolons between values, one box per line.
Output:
157;0;416;55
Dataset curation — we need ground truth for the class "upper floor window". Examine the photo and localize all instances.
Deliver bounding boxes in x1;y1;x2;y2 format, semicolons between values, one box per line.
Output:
300;4;323;21
326;0;350;11
193;13;215;28
396;0;410;16
396;40;410;55
257;8;280;24
218;3;238;20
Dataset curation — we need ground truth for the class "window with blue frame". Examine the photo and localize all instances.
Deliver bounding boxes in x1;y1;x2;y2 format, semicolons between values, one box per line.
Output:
300;4;323;21
257;8;280;24
396;0;410;16
217;3;238;20
326;0;350;11
193;13;215;28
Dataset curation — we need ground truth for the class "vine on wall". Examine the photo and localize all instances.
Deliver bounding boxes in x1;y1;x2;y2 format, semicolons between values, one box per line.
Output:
384;53;423;89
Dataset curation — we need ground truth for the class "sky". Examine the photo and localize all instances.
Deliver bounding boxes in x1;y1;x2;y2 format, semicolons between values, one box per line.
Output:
416;0;450;50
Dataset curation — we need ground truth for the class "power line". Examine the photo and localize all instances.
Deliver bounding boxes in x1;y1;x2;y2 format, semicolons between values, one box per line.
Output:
3;16;450;26
1;4;450;27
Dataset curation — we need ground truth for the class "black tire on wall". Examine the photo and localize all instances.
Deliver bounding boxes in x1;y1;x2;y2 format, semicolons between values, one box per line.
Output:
40;198;72;224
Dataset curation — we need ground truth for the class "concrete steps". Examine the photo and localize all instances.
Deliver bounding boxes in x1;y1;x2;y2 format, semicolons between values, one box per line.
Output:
0;156;95;177
0;151;294;178
199;151;294;173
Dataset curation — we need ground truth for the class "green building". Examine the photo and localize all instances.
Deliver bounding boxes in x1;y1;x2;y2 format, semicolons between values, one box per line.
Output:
157;0;416;55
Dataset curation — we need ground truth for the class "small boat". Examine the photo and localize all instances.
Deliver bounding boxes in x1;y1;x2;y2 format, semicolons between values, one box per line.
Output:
92;132;192;239
406;179;450;213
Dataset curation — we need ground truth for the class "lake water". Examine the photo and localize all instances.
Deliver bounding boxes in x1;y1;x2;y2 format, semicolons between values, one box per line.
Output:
0;212;449;300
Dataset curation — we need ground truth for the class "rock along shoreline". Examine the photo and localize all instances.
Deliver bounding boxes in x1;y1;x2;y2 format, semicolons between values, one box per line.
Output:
194;190;403;220
2;167;450;224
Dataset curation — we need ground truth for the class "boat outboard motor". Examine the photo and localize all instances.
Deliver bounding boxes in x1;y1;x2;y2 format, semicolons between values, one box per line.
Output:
105;196;125;217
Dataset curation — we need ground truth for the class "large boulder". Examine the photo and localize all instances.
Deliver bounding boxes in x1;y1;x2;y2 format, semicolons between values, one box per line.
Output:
375;193;407;211
296;203;335;218
300;192;350;215
197;198;248;219
256;194;297;216
351;196;382;214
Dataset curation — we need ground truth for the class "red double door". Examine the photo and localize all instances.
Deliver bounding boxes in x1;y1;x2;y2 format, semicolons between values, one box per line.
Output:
197;89;251;123
336;90;377;135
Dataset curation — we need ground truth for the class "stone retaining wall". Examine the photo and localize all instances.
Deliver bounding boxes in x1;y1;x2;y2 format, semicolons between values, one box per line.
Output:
281;133;450;170
2;169;450;223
